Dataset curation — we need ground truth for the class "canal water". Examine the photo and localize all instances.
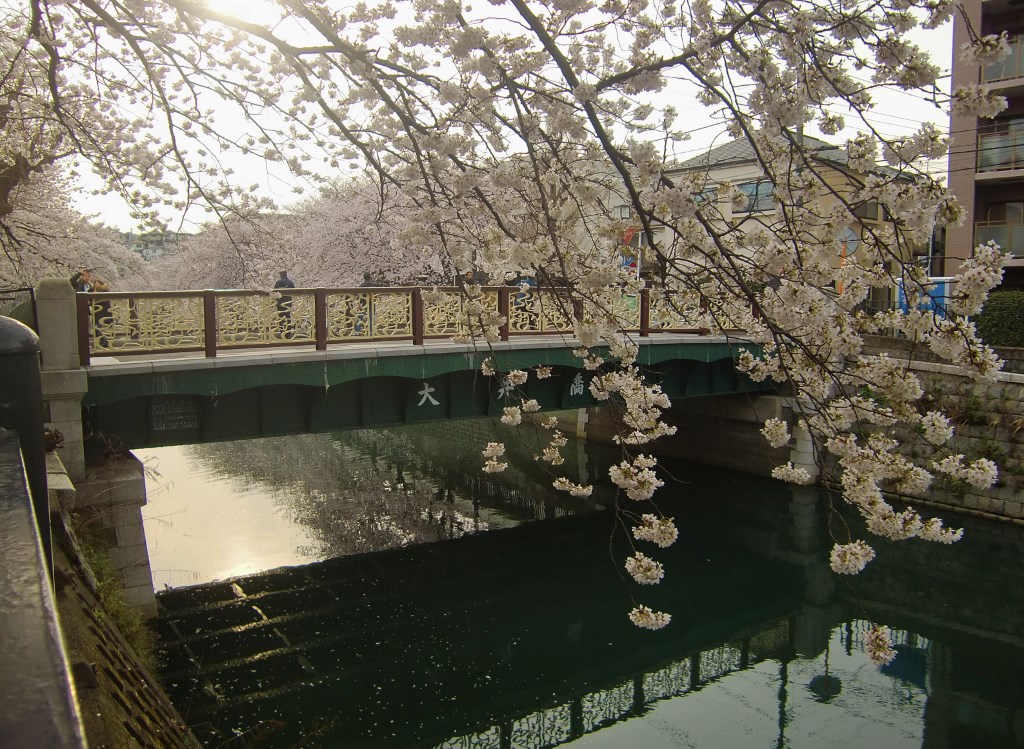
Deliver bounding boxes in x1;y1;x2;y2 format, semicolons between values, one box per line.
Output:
137;416;1024;749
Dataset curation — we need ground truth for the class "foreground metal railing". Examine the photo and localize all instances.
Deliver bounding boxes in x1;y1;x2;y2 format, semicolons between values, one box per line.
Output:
75;286;710;364
0;434;87;748
0;286;37;331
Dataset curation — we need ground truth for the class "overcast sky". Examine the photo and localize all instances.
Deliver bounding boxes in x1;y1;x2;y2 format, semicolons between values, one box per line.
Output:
76;16;955;234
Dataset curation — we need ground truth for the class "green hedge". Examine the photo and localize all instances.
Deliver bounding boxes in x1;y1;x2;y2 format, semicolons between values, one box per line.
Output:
974;291;1024;348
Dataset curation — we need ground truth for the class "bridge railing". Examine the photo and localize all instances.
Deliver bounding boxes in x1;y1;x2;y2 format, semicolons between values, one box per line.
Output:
75;286;709;364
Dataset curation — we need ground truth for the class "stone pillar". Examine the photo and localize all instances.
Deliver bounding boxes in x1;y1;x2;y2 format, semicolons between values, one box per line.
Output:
787;485;821;555
35;279;89;482
789;422;819;482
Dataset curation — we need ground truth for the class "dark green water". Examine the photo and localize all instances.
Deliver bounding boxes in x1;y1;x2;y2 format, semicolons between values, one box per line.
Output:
139;418;1024;749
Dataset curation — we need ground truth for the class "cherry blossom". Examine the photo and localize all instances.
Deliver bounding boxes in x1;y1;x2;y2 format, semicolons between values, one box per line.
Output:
552;478;593;498
2;0;1010;641
864;624;897;666
829;541;877;575
632;515;679;549
625;552;665;585
628;605;671;631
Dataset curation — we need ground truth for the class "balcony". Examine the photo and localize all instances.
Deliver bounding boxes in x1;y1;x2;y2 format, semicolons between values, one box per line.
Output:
977;131;1024;172
975;220;1024;257
983;37;1024;84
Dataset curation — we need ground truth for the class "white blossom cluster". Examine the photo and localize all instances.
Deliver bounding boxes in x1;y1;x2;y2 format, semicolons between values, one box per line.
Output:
625;552;665;585
947;242;1007;317
481;442;508;473
609;455;664;501
829;541;876;575
864;624;897;666
632;515;679;548
932;454;999;490
771;462;815;485
958;33;1012;66
628;605;671;631
552;478;593;498
951;86;1008;118
760;418;792;449
589;367;677;445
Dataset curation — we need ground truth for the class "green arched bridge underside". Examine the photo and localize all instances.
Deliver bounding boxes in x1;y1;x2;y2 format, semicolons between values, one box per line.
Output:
84;337;772;450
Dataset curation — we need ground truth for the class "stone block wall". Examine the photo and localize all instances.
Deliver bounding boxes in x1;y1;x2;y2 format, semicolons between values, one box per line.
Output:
859;337;1024;522
901;364;1024;521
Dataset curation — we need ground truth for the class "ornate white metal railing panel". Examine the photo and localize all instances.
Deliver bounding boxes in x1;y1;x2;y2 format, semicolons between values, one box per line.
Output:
422;289;500;338
89;295;205;354
370;291;414;338
422;288;466;337
77;285;713;363
325;290;413;340
216;293;316;346
533;290;573;333
649;291;703;330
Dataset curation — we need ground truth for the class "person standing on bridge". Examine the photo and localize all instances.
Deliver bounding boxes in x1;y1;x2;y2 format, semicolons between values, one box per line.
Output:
273;270;296;338
70;268;93;292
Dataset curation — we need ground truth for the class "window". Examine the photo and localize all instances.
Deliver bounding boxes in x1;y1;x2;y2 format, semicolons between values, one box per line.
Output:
852;201;880;221
736;181;775;213
986;202;1024;223
978;117;1024;171
615;205;631;220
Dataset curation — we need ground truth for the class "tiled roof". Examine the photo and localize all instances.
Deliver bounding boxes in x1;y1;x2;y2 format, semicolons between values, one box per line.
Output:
672;132;844;171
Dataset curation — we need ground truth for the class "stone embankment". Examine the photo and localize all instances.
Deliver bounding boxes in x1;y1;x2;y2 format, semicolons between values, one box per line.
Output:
861;336;1024;524
586;335;1024;525
49;453;201;749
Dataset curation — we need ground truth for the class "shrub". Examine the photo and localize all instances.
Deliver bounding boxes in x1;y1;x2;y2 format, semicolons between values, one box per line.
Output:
974;291;1024;348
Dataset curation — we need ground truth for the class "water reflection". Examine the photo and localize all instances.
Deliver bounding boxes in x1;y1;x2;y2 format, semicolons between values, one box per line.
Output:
143;419;1024;749
139;415;616;587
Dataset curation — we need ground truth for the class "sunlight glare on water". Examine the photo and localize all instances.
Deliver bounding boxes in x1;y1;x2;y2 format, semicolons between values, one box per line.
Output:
138;445;321;588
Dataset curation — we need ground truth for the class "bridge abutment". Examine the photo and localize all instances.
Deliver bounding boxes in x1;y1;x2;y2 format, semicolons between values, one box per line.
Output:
585;394;795;477
62;453;157;615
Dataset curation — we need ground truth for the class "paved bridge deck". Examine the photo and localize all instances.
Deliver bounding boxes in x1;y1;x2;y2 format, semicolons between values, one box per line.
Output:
83;332;748;373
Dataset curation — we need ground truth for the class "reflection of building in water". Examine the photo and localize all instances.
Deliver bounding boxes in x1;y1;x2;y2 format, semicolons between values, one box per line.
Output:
836;501;1024;748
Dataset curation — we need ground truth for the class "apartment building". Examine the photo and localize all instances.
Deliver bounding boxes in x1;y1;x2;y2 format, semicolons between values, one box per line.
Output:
949;0;1024;288
120;230;187;261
